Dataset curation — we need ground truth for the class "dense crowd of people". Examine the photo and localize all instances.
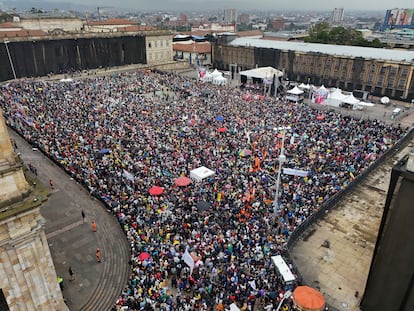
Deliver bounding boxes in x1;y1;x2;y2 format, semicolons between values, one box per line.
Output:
0;70;407;311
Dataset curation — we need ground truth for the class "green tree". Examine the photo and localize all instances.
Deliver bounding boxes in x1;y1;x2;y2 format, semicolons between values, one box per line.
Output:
305;22;386;48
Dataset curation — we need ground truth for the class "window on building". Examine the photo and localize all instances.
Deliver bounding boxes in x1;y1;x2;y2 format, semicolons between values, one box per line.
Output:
148;42;152;48
397;78;406;89
377;75;384;86
369;64;376;73
0;289;10;311
401;68;408;78
387;78;395;88
367;74;374;84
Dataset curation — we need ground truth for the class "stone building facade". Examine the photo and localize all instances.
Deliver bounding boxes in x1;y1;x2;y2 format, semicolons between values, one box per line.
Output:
145;33;173;65
212;38;414;101
0;109;68;311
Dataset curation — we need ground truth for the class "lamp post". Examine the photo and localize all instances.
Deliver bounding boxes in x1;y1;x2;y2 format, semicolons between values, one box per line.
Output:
4;40;17;80
273;128;288;215
276;290;292;311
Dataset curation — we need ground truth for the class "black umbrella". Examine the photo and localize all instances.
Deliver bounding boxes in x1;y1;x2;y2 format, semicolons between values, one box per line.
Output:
197;201;211;212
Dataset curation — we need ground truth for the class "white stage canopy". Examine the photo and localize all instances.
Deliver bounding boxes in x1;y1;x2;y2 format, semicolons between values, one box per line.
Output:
239;66;283;79
190;166;215;182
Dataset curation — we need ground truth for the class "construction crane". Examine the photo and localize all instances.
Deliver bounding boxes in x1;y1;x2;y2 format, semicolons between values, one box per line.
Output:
97;6;112;21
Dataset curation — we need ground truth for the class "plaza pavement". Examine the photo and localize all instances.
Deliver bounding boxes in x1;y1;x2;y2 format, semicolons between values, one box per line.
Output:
9;129;130;311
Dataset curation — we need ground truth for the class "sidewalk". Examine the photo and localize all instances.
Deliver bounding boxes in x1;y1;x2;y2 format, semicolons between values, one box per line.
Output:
10;129;130;311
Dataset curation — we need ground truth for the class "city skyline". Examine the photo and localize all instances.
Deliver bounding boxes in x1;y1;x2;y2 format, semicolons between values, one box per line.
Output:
3;0;414;12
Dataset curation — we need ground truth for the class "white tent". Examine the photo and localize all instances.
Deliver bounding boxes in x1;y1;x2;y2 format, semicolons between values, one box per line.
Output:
190;166;215;182
287;86;304;95
213;75;228;86
210;69;222;78
200;71;213;82
327;88;347;107
239;66;283;79
298;83;311;89
317;85;328;92
342;94;360;105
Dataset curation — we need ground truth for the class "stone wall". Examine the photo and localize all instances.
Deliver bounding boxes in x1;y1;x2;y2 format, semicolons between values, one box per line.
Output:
0;208;68;311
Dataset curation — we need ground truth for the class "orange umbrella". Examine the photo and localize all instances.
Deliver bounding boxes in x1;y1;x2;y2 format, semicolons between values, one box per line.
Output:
293;286;325;311
174;176;191;187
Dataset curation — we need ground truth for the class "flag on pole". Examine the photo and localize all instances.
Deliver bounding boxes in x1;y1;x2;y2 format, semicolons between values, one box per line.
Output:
182;247;195;275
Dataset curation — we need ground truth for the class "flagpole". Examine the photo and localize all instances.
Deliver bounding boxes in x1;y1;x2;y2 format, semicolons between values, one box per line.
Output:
273;130;286;215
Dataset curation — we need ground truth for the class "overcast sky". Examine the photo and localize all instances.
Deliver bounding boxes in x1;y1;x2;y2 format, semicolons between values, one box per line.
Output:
37;0;414;12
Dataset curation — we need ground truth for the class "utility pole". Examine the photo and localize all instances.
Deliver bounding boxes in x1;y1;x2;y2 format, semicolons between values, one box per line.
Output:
273;128;288;215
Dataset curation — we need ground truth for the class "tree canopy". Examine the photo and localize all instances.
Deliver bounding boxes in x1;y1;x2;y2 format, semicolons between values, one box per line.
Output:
304;22;384;48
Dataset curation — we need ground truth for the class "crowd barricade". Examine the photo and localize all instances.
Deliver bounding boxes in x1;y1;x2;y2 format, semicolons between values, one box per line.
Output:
284;126;414;311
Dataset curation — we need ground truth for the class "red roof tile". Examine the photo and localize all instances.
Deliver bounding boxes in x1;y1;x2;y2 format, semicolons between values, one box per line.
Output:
173;42;211;53
0;29;47;38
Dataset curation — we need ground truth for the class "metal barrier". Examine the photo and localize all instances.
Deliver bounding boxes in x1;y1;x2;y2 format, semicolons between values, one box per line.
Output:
287;126;414;249
284;127;414;310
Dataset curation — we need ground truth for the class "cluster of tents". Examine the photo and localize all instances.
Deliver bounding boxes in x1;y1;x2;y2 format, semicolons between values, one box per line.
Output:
199;68;228;86
286;84;375;110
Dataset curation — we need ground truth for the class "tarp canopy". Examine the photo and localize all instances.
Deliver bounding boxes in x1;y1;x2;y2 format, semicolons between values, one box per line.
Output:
210;69;222;78
328;88;347;101
271;255;296;283
239;66;283;79
287;86;304;95
190;166;215;182
298;83;311;89
342;94;360;105
213;75;227;85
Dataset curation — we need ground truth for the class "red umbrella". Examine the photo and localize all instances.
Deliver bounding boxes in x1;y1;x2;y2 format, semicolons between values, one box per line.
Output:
218;127;227;133
174;176;191;187
138;252;150;261
149;186;164;195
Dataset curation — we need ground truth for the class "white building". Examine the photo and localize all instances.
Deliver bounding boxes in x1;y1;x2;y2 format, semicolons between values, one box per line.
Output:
331;8;344;26
224;9;238;24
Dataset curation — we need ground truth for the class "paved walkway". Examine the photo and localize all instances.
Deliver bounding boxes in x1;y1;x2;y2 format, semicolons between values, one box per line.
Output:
9;129;130;311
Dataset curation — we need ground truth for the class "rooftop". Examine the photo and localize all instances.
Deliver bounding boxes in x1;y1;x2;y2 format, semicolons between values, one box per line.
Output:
229;37;414;62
